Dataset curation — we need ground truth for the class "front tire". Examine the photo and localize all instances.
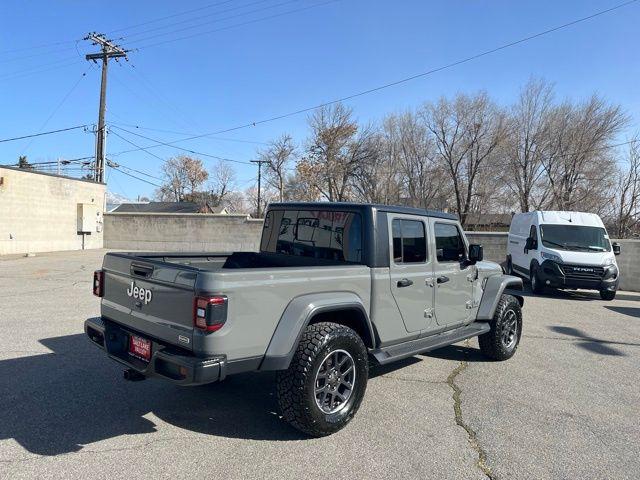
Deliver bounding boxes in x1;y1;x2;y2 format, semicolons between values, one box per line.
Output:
478;294;522;361
530;265;544;294
276;322;369;437
600;289;616;301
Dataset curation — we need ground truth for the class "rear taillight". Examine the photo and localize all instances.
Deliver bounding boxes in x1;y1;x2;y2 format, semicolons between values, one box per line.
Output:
194;295;228;332
93;270;104;297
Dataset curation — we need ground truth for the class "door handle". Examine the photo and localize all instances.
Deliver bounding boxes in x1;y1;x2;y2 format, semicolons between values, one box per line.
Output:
436;275;450;284
397;278;414;288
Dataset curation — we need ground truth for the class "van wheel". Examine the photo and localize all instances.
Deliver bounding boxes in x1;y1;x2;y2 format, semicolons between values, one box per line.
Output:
600;290;616;301
276;322;368;437
478;294;522;361
530;265;544;294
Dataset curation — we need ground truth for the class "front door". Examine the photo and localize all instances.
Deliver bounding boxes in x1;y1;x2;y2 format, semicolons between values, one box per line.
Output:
388;215;435;333
430;220;474;328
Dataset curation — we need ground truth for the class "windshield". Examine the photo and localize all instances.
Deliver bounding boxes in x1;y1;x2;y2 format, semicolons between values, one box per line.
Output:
539;224;611;252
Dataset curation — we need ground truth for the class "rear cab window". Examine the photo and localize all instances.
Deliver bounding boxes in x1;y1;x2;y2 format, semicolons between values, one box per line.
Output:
434;222;466;262
260;209;363;263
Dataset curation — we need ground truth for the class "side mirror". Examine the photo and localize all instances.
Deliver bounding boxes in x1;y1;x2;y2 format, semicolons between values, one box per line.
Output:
525;237;537;251
468;244;483;264
612;242;621;256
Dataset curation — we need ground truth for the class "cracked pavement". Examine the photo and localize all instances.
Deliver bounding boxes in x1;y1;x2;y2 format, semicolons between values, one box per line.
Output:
1;249;639;479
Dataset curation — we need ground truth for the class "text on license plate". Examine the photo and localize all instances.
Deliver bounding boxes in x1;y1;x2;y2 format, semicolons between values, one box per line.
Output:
129;334;151;361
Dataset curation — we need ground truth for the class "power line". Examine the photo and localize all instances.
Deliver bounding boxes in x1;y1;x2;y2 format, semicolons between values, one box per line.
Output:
107;0;638;151
110;125;252;164
0;124;90;144
0;57;82;81
116;0;275;44
108;128;167;162
120;0;295;48
108;121;269;145
22;70;89;153
107;161;162;187
125;0;337;51
107;0;237;35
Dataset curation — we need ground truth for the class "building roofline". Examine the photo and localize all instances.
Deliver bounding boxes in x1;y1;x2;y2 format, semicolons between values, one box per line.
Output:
0;165;105;185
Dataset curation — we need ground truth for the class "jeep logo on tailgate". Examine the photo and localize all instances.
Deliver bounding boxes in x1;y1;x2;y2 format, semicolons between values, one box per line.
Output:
127;281;152;305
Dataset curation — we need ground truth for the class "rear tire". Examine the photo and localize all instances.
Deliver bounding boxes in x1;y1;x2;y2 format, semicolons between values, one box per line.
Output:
479;294;522;361
276;322;368;437
600;290;616;301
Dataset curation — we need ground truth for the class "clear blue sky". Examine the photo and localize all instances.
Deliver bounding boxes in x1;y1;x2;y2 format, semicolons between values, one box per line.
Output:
1;0;638;199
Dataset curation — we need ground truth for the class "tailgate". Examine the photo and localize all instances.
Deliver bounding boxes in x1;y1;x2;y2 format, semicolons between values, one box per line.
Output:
101;253;198;350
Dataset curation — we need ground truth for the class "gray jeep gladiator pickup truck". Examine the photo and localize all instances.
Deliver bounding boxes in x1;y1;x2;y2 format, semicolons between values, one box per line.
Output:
86;202;524;436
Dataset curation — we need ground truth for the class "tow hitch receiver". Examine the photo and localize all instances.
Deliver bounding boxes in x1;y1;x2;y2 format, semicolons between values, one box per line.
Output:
123;368;146;382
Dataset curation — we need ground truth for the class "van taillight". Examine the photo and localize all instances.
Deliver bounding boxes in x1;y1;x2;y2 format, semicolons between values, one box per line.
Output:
194;295;228;332
93;270;104;297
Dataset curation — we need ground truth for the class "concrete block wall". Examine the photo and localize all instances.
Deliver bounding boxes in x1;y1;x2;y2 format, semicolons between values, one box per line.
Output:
103;212;264;252
0;167;105;255
466;232;640;292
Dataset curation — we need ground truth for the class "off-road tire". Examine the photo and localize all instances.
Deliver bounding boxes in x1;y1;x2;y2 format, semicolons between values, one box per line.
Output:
478;294;522;361
530;264;544;294
276;322;368;437
600;289;616;301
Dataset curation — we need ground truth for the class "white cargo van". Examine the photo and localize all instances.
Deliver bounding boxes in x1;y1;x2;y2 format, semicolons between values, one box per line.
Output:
506;211;621;299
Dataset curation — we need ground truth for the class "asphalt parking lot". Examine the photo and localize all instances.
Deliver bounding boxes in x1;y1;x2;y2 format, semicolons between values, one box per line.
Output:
1;249;639;479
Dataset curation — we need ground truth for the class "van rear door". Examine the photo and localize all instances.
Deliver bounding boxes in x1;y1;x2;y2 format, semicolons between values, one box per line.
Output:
100;253;198;350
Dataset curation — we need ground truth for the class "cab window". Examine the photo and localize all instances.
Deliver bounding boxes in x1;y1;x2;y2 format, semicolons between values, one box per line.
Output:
435;223;466;262
392;219;427;263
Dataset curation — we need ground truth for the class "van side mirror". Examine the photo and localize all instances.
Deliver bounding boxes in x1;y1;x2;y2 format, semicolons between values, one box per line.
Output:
525;237;537;251
612;242;621;256
468;244;483;264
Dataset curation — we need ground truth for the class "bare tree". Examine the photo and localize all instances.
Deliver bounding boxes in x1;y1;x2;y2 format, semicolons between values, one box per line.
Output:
614;139;640;237
259;134;296;202
542;96;628;210
304;103;374;201
423;92;506;227
209;161;236;204
244;184;277;218
157;155;208;201
501;78;555;212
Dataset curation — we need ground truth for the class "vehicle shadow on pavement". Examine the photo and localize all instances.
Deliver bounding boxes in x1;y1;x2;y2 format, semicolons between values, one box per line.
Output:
605;306;640;318
421;343;490;362
547;326;638;356
0;334;306;456
518;285;639;302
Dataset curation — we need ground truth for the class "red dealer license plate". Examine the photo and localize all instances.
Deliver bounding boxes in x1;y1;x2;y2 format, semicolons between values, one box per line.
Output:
128;334;151;362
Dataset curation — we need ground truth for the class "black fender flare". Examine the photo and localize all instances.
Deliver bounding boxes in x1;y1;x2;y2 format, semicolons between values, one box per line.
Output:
259;292;374;371
476;275;524;320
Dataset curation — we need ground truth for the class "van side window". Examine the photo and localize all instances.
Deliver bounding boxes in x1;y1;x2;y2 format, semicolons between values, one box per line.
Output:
392;219;427;263
435;223;466;262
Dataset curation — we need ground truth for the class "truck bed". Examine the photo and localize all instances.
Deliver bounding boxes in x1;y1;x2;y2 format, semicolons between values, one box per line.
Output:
120;251;358;271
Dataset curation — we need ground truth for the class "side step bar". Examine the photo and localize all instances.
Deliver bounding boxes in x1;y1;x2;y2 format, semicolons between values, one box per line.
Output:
370;322;490;365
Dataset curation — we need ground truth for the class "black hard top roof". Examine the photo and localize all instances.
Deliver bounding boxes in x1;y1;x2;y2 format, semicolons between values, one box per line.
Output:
268;202;458;221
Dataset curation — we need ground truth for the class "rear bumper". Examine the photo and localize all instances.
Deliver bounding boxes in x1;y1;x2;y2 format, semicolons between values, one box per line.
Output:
538;260;619;292
85;317;226;386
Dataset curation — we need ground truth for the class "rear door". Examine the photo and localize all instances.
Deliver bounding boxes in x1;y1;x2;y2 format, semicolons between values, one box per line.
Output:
101;254;198;349
430;220;474;328
388;214;435;333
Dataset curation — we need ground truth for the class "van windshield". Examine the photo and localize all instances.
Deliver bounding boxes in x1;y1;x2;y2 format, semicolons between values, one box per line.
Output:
539;224;611;252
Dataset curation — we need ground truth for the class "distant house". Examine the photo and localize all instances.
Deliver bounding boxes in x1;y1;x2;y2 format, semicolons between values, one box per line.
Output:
112;201;200;213
465;213;513;231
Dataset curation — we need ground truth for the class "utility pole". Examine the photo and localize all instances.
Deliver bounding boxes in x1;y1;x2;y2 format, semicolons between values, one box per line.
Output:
251;159;269;217
84;32;128;183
